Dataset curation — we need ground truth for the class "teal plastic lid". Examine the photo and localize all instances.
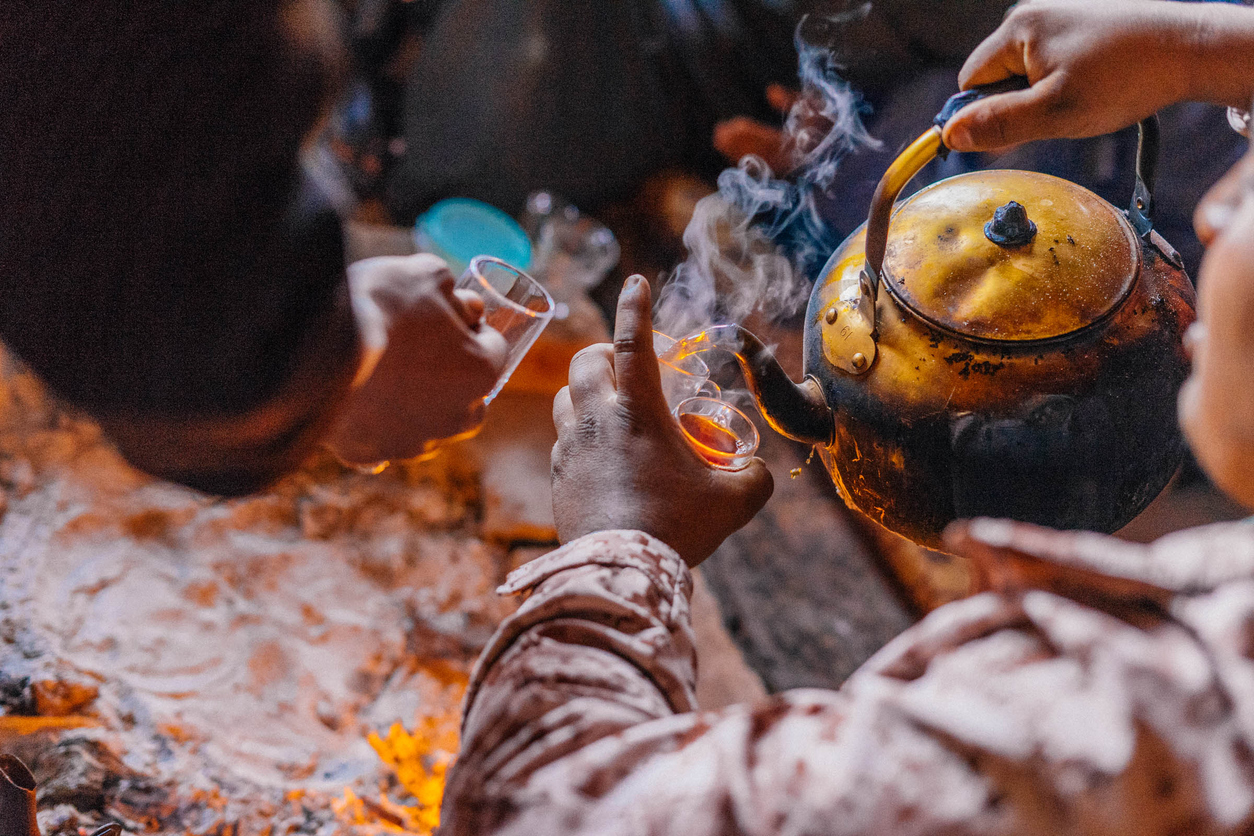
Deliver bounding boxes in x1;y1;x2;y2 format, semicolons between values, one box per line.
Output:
413;198;532;274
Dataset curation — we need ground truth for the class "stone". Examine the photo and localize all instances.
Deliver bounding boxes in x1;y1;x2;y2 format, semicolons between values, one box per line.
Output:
30;678;98;718
29;738;131;811
698;429;918;692
690;568;766;710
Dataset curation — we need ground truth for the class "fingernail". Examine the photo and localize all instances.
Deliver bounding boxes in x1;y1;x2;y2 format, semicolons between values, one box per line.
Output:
1177;376;1201;426
947;124;974;152
966;517;1014;546
626;274;644;290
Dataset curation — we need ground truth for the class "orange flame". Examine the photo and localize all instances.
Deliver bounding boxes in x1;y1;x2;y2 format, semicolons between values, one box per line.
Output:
339;718;459;834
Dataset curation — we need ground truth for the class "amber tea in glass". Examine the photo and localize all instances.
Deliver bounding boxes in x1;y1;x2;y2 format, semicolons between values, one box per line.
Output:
673;396;759;470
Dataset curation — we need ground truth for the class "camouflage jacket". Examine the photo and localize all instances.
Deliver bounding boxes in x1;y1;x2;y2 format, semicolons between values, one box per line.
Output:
441;521;1254;835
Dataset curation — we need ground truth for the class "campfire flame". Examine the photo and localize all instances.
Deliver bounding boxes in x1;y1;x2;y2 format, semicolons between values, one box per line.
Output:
336;719;459;835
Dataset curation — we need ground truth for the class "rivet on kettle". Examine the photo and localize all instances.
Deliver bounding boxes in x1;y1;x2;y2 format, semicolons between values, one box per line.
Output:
825;306;839;325
851;352;868;372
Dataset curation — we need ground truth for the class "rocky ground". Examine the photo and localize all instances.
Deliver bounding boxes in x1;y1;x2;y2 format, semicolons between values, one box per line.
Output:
0;344;515;834
0;232;769;835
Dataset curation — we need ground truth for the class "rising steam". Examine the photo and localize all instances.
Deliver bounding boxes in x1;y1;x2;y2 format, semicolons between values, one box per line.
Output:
652;13;879;339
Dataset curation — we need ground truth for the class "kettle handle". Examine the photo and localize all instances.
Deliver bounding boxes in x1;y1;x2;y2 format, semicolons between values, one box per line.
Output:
933;77;1160;235
840;78;1161;375
868;77;1161;283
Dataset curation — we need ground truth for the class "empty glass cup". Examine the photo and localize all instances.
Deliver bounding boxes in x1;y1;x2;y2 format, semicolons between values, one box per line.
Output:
523;192;620;303
457;256;556;404
674;396;759;471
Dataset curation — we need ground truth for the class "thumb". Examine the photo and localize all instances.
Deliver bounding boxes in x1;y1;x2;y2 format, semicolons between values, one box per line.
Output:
942;83;1062;152
612;275;666;415
471;324;510;377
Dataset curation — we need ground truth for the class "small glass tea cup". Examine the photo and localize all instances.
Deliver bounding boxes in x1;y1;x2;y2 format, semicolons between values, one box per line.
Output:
673;396;759;471
524;192;621;298
457;255;556;404
654;331;721;410
350;256;553;474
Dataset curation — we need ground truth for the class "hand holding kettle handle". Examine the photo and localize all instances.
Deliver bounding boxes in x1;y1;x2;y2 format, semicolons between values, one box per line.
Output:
932;77;1160;236
841;77;1163;376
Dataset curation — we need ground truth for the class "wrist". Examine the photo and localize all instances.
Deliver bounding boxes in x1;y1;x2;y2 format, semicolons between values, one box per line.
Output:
558;518;695;566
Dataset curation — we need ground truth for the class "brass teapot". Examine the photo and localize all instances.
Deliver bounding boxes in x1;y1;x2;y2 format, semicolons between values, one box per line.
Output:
689;81;1196;548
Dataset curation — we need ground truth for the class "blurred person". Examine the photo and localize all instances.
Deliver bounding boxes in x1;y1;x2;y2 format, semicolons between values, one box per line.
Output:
439;3;1254;833
713;0;1016;173
0;0;507;495
371;1;1027;222
360;0;806;219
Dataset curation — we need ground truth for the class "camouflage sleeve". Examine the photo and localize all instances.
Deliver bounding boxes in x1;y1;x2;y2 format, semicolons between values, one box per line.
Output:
441;521;1254;836
440;530;699;833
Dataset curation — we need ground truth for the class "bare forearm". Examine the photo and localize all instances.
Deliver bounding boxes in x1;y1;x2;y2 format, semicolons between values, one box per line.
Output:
1186;1;1254;109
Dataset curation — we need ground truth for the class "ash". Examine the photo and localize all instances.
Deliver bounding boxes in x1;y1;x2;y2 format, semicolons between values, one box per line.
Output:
0;347;518;834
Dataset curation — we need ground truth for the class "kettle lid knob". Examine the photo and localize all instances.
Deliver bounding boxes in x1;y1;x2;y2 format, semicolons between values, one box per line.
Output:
984;201;1037;247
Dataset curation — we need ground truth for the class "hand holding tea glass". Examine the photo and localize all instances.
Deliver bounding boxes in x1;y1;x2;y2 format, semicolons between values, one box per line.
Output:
328;254;552;469
551;276;773;568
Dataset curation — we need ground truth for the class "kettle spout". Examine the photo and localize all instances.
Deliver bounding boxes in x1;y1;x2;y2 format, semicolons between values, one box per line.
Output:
665;325;833;446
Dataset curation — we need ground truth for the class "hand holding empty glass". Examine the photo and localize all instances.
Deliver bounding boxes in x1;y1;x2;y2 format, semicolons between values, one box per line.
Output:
330;254;553;472
395;256;555;466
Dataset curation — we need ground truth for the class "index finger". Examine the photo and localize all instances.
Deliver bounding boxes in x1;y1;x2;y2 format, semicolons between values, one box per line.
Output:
612;275;667;416
942;80;1063;152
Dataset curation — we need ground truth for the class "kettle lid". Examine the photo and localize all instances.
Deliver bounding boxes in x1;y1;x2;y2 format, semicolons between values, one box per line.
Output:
882;170;1139;342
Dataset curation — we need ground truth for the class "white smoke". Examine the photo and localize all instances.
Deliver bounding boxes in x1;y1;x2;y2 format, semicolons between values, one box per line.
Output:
653;13;880;338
